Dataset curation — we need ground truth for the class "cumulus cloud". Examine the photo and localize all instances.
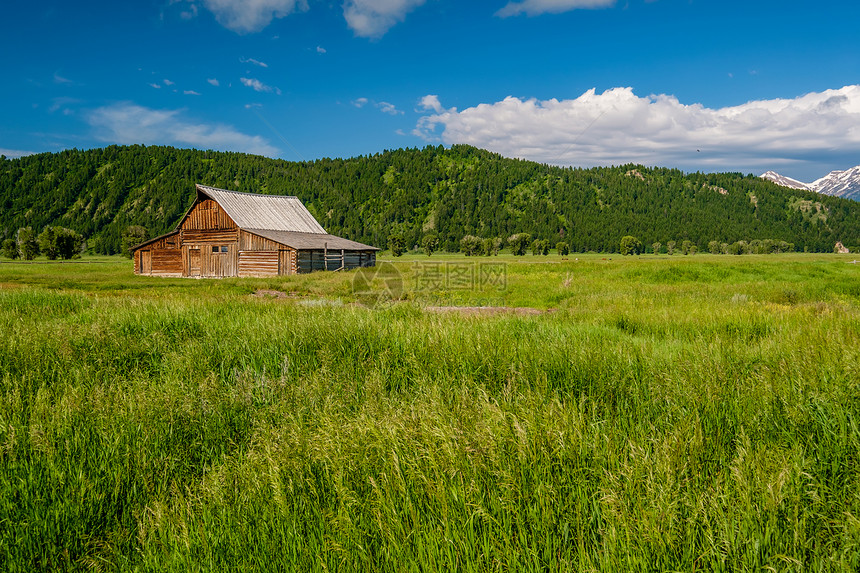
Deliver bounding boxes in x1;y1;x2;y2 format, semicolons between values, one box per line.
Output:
207;78;220;86
316;46;326;54
417;94;444;113
414;85;860;176
201;0;308;34
343;0;426;38
352;97;369;108
87;102;278;156
497;0;616;17
240;77;281;94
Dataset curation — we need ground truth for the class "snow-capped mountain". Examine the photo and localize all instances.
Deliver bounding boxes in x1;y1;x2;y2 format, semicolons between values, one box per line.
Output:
760;165;860;201
760;171;810;190
809;166;860;199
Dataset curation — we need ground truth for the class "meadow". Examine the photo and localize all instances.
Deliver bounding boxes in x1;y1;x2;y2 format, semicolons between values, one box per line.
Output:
1;253;859;571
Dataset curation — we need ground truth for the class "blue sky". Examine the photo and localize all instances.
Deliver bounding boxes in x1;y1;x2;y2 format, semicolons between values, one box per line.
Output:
2;0;859;181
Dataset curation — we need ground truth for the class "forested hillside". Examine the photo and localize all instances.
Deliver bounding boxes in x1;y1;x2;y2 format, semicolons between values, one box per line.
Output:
1;144;858;254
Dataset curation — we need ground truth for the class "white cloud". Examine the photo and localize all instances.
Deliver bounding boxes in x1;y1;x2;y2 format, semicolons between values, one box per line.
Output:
53;72;72;84
417;94;444;113
414;85;860;176
377;101;402;115
316;45;326;54
240;77;281;94
497;0;615;17
352;98;402;115
0;148;36;158
343;0;426;38
201;0;308;33
184;90;201;95
148;83;162;89
163;79;175;86
240;57;268;68
87;102;278;156
207;78;220;86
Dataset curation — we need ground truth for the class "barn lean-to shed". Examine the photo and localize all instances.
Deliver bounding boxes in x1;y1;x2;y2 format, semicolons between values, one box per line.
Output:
132;184;378;277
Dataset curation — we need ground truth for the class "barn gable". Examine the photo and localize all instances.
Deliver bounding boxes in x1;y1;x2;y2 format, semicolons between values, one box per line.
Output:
133;184;377;277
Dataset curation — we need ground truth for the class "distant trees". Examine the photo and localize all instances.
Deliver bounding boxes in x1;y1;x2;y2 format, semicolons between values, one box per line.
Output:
388;233;405;257
531;239;550;256
121;226;148;259
620;235;643;255
1;144;857;255
483;238;502;256
726;241;745;255
681;240;692;255
17;227;39;260
705;239;795;255
556;242;569;256
38;227;85;260
1;239;18;259
508;233;531;256
666;241;676;256
421;233;439;256
652;242;661;255
460;235;483;256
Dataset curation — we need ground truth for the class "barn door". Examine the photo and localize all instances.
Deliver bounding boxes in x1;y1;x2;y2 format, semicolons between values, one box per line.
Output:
189;248;201;277
141;250;152;274
278;249;293;275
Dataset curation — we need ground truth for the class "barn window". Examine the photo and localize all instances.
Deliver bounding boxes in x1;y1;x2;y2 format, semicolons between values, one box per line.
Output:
212;245;228;253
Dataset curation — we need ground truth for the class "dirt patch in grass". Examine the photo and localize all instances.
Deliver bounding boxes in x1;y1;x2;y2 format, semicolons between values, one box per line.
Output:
252;289;302;299
424;305;552;316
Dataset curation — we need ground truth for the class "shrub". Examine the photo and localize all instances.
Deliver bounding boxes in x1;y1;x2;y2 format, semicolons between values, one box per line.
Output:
508;233;531;256
556;242;569;256
421;233;439;256
620;235;643;255
681;240;692;255
1;238;19;259
531;239;550;256
460;235;483;256
489;237;504;256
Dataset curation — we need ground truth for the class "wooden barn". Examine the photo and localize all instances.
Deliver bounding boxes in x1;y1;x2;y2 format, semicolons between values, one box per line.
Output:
132;184;378;277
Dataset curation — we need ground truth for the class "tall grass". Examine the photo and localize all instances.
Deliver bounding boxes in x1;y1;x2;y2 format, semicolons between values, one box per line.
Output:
0;255;859;571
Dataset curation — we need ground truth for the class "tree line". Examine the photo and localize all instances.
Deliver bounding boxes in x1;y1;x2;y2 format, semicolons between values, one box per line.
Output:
1;226;85;260
1;145;858;256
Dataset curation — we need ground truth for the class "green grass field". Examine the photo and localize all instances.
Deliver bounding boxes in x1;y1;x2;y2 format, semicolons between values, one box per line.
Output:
1;253;859;571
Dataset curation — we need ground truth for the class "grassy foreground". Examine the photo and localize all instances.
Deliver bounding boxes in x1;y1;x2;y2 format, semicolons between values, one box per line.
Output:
1;254;859;571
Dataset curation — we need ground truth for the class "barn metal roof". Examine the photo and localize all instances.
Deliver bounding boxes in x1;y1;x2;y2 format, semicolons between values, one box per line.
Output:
245;229;379;251
196;184;327;234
